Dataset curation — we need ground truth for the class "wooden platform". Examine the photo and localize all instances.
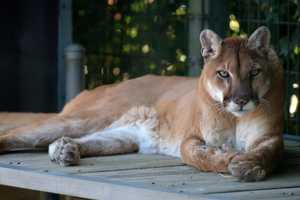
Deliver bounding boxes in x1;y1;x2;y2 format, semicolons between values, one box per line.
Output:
0;139;299;200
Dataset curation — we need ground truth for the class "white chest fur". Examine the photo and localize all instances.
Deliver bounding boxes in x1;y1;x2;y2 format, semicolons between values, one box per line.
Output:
201;116;269;151
236;116;269;151
202;127;236;148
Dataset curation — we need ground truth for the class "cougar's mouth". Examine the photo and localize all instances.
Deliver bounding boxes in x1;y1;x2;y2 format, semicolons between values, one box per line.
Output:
225;100;257;117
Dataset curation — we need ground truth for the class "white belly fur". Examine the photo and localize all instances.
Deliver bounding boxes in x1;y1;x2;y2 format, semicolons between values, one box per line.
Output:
108;106;181;157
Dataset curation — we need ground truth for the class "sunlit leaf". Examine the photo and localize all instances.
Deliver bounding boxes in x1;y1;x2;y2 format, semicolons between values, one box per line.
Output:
293;45;300;55
125;16;132;24
175;5;187;16
229;16;240;32
149;63;156;70
142;44;151;54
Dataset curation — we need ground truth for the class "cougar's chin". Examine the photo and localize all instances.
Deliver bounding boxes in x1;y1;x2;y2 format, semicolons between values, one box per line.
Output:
231;110;250;117
226;101;256;117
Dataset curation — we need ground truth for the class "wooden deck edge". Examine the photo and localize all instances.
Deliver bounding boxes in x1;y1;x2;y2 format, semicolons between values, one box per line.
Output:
0;164;215;200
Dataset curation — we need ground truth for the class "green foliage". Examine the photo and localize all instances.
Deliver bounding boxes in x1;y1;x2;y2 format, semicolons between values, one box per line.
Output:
74;0;189;89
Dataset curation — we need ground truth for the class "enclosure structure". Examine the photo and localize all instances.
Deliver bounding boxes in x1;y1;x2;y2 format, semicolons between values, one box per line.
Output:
0;0;300;199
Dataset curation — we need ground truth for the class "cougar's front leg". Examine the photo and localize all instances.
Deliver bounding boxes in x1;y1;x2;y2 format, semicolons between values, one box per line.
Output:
48;127;139;166
228;136;283;182
180;136;238;173
0;114;100;152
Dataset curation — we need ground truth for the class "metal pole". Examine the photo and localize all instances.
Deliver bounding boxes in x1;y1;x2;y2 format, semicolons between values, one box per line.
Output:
188;0;208;76
188;0;228;76
64;44;85;102
57;0;73;111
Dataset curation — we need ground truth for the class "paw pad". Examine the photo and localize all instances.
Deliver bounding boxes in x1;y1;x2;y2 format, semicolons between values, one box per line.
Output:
228;159;266;182
48;137;80;166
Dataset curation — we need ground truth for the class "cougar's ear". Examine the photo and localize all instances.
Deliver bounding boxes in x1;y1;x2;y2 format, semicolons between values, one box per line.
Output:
247;26;271;51
200;29;222;60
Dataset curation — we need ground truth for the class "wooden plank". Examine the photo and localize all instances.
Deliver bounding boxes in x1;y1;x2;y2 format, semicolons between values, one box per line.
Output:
78;157;300;196
84;165;199;179
270;197;300;200
81;166;236;195
83;165;233;183
0;141;298;175
0;139;298;199
83;159;300;182
207;187;300;200
74;164;300;197
180;169;300;195
0;153;184;174
0;164;214;200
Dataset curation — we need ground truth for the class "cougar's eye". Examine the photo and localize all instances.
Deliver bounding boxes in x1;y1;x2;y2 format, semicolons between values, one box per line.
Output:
250;68;261;77
217;70;230;79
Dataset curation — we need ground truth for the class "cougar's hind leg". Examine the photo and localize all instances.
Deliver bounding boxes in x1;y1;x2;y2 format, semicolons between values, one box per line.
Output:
48;126;140;166
49;106;159;166
0;113;102;152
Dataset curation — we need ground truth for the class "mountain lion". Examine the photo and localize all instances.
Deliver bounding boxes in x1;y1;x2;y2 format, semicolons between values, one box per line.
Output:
0;26;284;182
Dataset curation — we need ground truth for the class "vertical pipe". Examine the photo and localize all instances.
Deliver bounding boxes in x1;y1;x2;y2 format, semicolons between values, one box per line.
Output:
65;44;85;102
188;0;228;76
209;0;228;38
188;0;205;76
57;0;73;110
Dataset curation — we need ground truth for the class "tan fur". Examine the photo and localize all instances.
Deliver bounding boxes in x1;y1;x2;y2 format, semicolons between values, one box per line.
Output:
0;27;284;181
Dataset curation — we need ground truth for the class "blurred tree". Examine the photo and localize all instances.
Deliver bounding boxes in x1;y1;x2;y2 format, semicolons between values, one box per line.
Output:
74;0;189;89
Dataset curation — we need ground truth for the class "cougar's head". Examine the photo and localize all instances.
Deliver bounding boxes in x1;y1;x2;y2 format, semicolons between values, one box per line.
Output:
200;26;278;117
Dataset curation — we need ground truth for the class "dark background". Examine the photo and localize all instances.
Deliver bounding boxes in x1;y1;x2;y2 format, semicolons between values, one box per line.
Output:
0;0;58;112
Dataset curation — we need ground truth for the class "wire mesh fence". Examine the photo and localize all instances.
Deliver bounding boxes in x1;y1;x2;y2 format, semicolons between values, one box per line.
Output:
74;0;299;136
229;0;300;135
74;0;190;88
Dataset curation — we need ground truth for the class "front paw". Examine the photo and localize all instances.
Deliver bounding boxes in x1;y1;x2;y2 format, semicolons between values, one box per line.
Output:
228;155;266;182
48;137;80;166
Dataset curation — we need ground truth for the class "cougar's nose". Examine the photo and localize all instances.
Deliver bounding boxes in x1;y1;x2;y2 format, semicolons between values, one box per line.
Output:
233;96;249;107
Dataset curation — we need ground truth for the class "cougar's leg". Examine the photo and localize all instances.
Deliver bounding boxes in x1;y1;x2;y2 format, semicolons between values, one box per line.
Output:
0;111;113;152
180;136;238;173
48;106;159;166
228;136;283;182
48;126;140;166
